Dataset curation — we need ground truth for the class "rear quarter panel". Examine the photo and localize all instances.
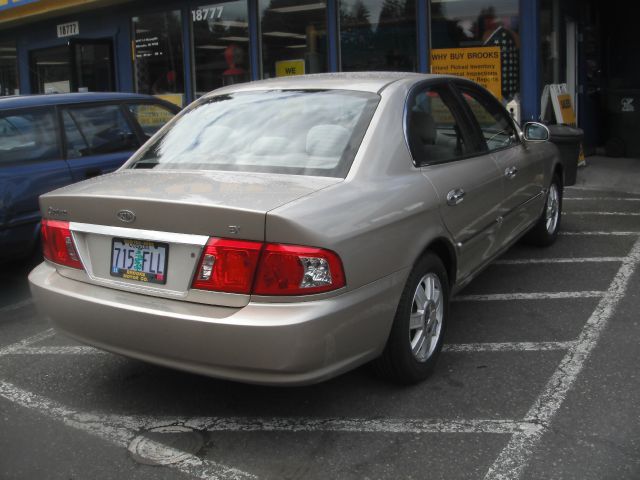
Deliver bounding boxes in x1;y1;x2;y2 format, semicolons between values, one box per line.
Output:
265;81;450;293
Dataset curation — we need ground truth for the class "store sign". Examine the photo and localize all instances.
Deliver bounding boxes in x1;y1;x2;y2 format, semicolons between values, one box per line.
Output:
275;59;305;77
430;47;502;100
0;0;40;12
57;21;79;38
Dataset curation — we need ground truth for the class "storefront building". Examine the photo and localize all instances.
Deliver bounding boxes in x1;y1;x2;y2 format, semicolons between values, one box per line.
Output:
0;0;636;155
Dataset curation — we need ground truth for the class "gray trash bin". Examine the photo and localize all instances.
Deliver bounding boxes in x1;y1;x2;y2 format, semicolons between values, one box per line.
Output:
547;124;584;186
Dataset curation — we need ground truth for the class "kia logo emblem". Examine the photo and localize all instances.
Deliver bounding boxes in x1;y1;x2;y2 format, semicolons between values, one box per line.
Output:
117;210;136;223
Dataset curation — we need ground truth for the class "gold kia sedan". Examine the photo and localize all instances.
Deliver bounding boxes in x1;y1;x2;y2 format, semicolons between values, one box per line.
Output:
29;73;562;385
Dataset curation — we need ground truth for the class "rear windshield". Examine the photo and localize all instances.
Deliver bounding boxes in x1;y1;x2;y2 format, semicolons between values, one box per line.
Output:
128;90;379;178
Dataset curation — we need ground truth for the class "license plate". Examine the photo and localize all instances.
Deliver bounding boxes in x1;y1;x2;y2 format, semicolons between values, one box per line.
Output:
110;238;168;284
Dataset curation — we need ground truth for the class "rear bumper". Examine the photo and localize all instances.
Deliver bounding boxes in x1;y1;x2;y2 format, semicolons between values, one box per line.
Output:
29;262;407;385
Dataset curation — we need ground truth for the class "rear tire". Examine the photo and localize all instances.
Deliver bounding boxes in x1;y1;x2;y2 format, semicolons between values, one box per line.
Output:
525;174;562;247
373;253;449;384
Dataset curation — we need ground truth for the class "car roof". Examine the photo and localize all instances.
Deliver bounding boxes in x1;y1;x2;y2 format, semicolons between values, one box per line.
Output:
0;92;164;110
207;72;449;96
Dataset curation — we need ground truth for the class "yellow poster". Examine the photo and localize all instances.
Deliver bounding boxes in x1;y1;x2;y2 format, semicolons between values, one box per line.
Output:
556;93;576;125
275;59;305;77
155;94;184;108
430;47;502;100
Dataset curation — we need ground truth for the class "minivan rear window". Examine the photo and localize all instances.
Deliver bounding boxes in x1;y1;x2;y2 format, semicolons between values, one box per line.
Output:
0;109;59;164
128;90;379;178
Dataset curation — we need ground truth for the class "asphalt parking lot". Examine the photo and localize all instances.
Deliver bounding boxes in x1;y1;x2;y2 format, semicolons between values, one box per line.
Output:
1;185;639;480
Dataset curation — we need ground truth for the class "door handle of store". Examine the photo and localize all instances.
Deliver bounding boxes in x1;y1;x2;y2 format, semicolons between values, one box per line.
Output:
446;188;466;206
505;166;518;179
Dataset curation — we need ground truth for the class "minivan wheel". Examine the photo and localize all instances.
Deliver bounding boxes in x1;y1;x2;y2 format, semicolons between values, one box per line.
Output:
373;253;449;384
525;174;562;247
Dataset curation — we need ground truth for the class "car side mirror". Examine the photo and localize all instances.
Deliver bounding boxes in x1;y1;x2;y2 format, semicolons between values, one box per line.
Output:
522;122;550;142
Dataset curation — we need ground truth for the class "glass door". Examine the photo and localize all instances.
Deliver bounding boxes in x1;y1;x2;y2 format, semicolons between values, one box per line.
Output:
30;39;115;94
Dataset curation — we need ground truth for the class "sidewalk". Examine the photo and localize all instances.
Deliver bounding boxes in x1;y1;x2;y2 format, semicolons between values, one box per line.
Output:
574;156;640;194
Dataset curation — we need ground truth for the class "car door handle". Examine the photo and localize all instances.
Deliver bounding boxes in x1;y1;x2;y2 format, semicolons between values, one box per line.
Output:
505;166;518;179
446;188;466;206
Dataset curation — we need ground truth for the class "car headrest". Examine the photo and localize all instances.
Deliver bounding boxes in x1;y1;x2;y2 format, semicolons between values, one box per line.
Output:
411;111;437;144
251;136;288;155
306;125;350;157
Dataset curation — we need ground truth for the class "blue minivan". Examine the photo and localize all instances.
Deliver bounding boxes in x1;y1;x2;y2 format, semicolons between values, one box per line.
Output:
0;92;179;262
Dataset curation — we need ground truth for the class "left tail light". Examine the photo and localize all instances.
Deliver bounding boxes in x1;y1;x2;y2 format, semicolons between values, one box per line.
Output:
41;219;83;270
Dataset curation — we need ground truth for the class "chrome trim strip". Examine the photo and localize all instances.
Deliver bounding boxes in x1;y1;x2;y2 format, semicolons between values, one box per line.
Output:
501;190;545;221
69;222;209;246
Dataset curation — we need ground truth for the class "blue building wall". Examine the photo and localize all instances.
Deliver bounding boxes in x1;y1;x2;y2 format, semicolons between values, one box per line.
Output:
1;0;542;118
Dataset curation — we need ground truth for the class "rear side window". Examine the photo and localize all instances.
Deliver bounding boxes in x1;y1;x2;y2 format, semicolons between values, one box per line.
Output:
406;86;470;165
128;90;379;178
0;109;59;164
62;104;139;157
459;86;519;151
128;103;176;138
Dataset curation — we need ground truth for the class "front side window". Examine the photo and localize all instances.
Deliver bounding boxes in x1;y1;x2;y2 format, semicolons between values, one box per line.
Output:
192;1;250;95
260;0;328;79
129;90;379;178
340;0;417;72
406;86;469;165
459;86;518;151
63;105;138;157
0;109;59;164
132;11;185;106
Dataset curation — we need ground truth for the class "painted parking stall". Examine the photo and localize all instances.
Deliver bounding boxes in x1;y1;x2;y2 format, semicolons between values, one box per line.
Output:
1;187;639;479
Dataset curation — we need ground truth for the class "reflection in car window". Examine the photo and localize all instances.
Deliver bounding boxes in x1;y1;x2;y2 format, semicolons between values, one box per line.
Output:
407;87;468;165
128;103;176;138
459;87;518;151
64;105;139;156
0;110;59;164
62;110;90;159
129;90;379;178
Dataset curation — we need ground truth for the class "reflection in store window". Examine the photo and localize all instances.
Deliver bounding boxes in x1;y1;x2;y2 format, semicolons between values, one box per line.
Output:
259;0;328;78
0;41;19;96
430;0;520;101
340;0;416;72
132;11;185;106
192;1;250;96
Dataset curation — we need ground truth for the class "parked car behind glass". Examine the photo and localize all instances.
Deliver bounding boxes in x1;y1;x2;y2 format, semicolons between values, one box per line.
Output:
0;93;179;262
29;74;562;385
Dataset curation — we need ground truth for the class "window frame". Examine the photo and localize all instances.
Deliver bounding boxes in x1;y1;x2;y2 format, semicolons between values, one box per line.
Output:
450;80;522;155
403;79;482;168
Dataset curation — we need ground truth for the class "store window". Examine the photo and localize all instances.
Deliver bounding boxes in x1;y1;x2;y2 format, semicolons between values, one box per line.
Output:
259;0;328;79
430;0;520;102
30;46;71;94
132;11;185;106
340;0;417;72
192;1;250;96
0;40;19;96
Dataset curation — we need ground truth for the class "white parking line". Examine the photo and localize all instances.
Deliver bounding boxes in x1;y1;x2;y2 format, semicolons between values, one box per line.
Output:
455;291;605;302
443;342;575;353
0;378;539;439
0;329;54;356
3;342;575;356
560;231;640;236
563;211;640;216
485;236;640;480
493;257;624;265
564;197;640;202
0;379;256;480
0;298;34;314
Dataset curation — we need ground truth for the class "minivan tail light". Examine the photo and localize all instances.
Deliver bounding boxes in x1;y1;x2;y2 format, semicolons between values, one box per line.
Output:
253;244;345;296
191;238;262;294
41;219;83;269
